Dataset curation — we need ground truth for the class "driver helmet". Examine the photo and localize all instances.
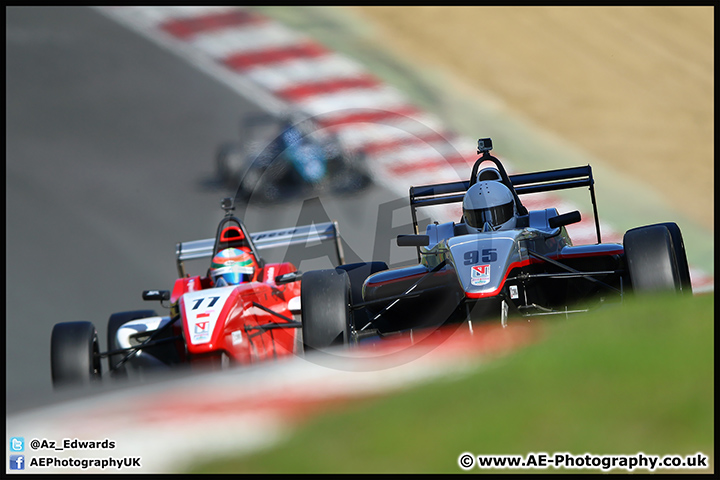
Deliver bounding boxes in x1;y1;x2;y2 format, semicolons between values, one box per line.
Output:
462;180;518;232
210;247;256;287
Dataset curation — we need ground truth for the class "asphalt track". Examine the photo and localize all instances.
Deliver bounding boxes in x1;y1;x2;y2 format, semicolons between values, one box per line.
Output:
6;7;417;416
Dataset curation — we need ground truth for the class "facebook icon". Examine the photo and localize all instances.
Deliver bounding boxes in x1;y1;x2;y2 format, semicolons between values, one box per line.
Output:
10;454;25;470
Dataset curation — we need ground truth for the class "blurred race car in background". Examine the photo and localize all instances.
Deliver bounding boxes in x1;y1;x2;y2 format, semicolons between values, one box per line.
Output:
300;137;693;352
216;111;372;203
50;197;345;388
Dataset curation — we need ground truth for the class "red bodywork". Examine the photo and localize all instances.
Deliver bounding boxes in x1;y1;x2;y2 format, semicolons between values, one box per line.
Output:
169;262;301;367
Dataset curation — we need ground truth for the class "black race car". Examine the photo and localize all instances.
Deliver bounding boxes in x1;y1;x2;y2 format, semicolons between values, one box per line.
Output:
216;111;372;203
299;137;692;351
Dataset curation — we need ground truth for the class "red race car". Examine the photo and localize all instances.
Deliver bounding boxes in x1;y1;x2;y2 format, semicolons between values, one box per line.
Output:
50;197;345;387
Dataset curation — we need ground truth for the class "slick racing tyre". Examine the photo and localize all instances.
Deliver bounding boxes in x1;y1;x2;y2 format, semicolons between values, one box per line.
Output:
51;321;101;388
656;222;693;294
107;310;158;377
623;224;685;294
301;268;352;352
336;262;389;334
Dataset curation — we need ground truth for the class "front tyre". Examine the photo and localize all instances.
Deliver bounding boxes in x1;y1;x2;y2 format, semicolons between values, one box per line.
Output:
301;269;352;352
623;224;684;294
51;321;101;388
657;222;692;294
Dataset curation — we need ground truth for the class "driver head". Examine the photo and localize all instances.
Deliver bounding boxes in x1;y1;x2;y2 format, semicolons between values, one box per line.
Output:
462;180;518;232
209;247;256;286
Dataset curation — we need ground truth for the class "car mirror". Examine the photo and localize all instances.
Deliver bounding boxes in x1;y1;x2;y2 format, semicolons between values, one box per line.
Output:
142;290;171;301
275;271;302;284
548;210;581;229
397;235;430;247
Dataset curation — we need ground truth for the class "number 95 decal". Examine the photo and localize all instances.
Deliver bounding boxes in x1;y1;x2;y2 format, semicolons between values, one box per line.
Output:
464;248;497;265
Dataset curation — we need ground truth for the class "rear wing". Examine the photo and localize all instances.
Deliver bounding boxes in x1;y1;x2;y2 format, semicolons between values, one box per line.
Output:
175;221;345;278
409;165;602;243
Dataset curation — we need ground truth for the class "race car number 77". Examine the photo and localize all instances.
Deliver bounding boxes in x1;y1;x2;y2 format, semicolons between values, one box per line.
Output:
192;296;220;310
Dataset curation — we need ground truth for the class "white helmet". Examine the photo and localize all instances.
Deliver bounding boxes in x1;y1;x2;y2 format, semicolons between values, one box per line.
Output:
463;181;518;232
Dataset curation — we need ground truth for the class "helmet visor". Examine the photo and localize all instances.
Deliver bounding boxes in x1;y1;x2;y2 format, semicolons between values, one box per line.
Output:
464;200;514;229
211;265;253;286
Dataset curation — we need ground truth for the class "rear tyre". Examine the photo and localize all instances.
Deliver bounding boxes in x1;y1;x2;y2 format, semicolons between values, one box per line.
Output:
107;310;158;377
51;321;101;388
623;224;683;294
301;269;351;352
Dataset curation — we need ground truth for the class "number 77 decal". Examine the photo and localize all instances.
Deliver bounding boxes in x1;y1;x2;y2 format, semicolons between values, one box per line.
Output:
192;296;220;310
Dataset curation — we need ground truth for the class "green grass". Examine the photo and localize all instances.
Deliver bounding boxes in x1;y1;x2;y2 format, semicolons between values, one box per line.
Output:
186;293;714;473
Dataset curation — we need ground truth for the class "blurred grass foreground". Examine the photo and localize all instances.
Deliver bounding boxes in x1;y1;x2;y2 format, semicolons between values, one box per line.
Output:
188;292;713;473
